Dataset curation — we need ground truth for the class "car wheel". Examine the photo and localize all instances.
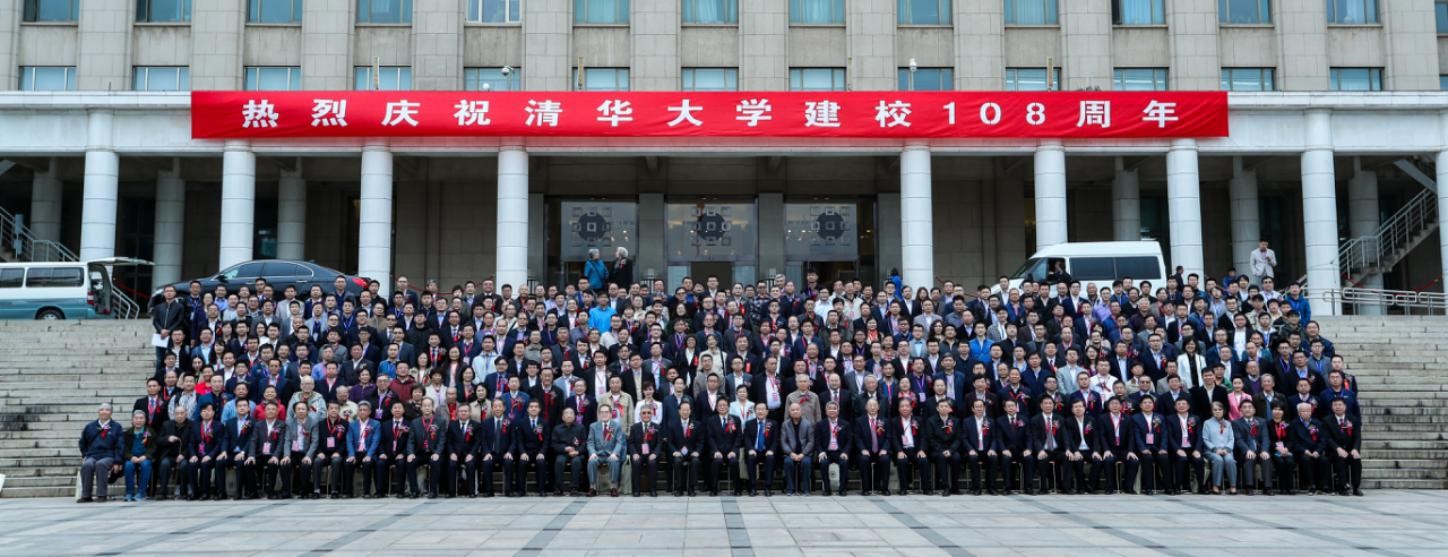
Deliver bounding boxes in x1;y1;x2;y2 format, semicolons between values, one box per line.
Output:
37;308;64;320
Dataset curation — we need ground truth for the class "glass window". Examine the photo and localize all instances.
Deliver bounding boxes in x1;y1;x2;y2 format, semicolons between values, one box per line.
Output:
1220;67;1274;91
897;67;953;91
575;0;629;23
1327;0;1377;24
19;66;76;91
464;66;522;90
1438;0;1448;33
0;269;24;288
355;66;413;90
1004;68;1061;91
1113;68;1169;91
1069;257;1116;281
1115;256;1161;280
1441;75;1448;90
789;67;847;91
1329;67;1382;91
244;66;302;90
133;66;191;91
790;0;845;24
26;267;84;287
23;0;80;22
136;0;192;22
683;0;738;23
261;262;311;277
1220;0;1270;23
573;67;630;91
1113;0;1163;24
1005;0;1057;25
681;68;739;91
248;0;303;23
357;0;412;23
468;0;521;23
899;0;951;24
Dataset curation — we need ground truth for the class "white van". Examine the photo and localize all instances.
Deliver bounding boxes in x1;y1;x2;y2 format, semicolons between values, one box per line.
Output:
0;259;147;319
997;241;1167;295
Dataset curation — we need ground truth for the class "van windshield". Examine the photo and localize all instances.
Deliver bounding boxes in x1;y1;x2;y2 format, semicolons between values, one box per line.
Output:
1010;258;1046;281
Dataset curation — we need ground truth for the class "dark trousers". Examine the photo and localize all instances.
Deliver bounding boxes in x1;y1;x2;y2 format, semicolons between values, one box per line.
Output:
859;450;890;493
1293;451;1326;491
930;451;959;492
672;454;701;493
221;452;255;497
1169;451;1204;492
818;451;850;494
344;456;374;495
782;455;813;494
554;454;584;492
894;451;928;493
997;451;1027;492
964;451;993;491
1032;450;1065;492
1135;450;1168;492
745;451;775;492
449;456;477;495
631;454;660;494
157;456;181;498
259;458;284;496
1270;451;1296;491
376;453;408;495
180;457;218;497
283;457;308;495
709;454;739;493
481;454;515;495
408;454;444;495
311;453;344;494
1093;453;1129;492
519;453;549;495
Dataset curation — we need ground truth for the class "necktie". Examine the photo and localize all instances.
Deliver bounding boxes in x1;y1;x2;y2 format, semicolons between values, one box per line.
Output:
870;418;879;451
756;423;765;450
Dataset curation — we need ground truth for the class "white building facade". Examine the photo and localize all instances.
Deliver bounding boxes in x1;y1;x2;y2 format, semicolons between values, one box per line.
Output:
1;0;1446;315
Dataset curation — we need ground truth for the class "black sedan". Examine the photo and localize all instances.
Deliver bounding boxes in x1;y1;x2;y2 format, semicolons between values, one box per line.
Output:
151;259;370;307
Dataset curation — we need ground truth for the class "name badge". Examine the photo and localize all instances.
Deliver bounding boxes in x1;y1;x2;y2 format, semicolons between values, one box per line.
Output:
327;437;336;449
262;442;272;453
642;443;650;455
1145;432;1154;445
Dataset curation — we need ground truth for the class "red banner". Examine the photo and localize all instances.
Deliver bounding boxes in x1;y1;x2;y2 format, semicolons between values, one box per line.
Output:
191;91;1228;140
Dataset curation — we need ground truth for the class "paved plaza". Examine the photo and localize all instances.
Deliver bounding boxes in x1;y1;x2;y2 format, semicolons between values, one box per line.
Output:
1;491;1446;556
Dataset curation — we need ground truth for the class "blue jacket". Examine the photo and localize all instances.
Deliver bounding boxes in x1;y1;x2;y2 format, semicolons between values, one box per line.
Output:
347;418;381;458
584;259;609;290
80;420;125;460
1284;293;1311;323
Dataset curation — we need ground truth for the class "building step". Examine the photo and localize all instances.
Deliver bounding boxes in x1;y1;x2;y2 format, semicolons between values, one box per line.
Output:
0;486;74;499
1362;479;1448;489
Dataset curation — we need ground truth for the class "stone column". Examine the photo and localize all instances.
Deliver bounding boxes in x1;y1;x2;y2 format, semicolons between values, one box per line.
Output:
29;158;63;244
1033;140;1067;250
276;168;307;261
1301;109;1341;315
359;142;393;296
900;143;935;291
1229;157;1260;276
80;111;118;261
1167;139;1204;277
1111;158;1140;241
218;140;256;270
495;145;530;290
152;163;186;291
1348;163;1383;314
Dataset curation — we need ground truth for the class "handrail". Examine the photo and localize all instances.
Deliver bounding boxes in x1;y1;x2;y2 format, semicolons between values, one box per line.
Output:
1320;287;1448;316
0;204;78;262
1337;188;1438;279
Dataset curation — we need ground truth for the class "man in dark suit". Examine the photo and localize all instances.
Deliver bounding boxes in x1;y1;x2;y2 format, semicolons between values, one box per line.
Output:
1323;398;1362;496
480;399;518;497
924;398;960;495
667;400;703;496
1164;397;1204;495
1094;398;1134;494
1061;399;1097;494
251;400;288;499
704;397;743;496
854;397;891;496
1026;397;1066;494
1289;401;1327;494
514;400;550;497
1189;367;1230;419
992;398;1029;495
408;398;448;498
1233;398;1272;495
529;371;567;426
564;380;598;430
964;376;1000;419
219;399;257;500
890;398;930;495
446;403;481;497
376;400;414;497
134;378;171;432
821;373;856;423
1129;397;1168;495
960;399;995;495
742;402;778;496
629;404;664;496
551;406;588;496
815;401;854;496
183;403;224;500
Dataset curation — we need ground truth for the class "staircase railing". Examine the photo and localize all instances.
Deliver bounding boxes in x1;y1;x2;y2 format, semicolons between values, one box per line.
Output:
0;205;77;262
1335;188;1438;282
1320;287;1448;315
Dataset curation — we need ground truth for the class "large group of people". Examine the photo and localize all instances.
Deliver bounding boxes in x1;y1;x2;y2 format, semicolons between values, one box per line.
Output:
77;253;1366;503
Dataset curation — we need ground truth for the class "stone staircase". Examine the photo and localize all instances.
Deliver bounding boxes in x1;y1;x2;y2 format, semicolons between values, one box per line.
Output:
0;320;153;498
1316;315;1448;490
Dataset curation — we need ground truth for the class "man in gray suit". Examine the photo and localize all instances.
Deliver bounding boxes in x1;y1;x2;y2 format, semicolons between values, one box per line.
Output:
587;404;626;497
251;400;290;498
780;402;815;496
279;400;320;498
